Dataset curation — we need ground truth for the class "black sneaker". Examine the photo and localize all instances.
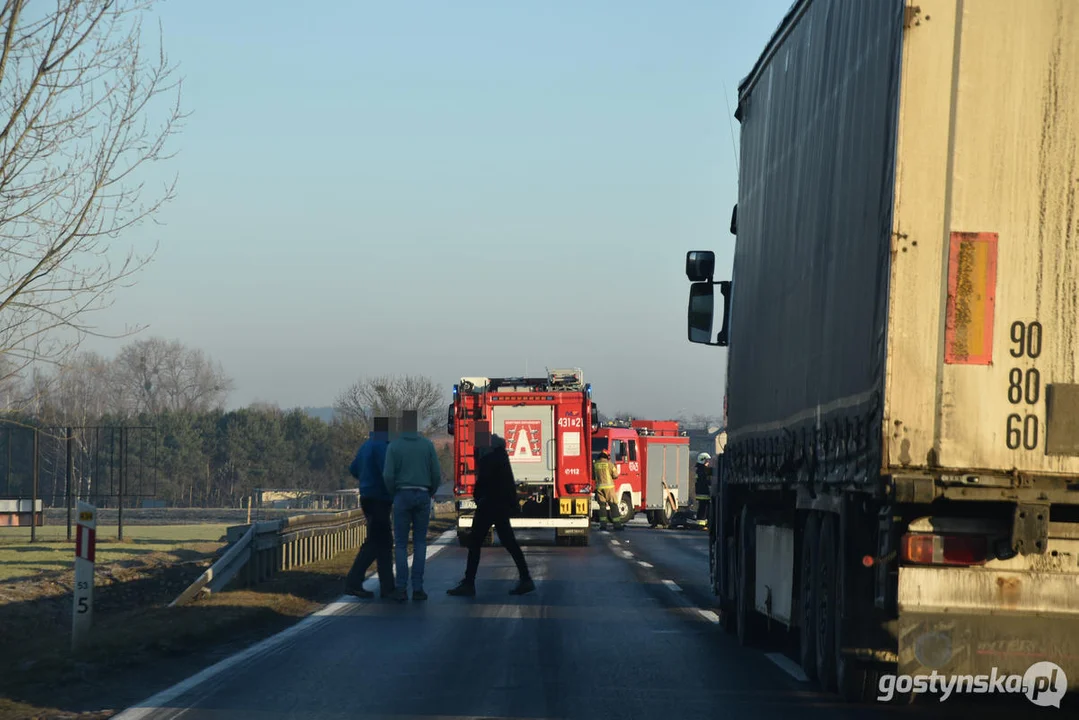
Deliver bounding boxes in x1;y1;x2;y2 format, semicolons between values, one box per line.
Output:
391;588;408;602
509;578;535;595
447;581;476;597
380;586;396;599
412;590;428;602
347;587;374;599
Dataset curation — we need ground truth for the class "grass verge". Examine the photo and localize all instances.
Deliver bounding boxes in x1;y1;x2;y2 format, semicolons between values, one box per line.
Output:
0;514;455;720
0;524;230;583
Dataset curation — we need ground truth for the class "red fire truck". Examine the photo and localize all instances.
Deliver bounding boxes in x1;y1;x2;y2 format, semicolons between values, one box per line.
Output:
591;420;691;527
446;368;600;546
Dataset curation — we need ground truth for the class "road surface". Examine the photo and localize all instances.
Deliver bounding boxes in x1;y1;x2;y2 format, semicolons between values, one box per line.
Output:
116;521;1045;719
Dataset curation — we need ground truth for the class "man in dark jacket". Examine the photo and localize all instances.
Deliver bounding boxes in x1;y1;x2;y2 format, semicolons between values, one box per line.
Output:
695;452;711;527
344;417;395;598
447;434;534;596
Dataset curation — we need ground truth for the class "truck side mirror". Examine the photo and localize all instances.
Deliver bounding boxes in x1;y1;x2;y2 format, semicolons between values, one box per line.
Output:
687;280;731;347
446;403;455;436
685;250;715;282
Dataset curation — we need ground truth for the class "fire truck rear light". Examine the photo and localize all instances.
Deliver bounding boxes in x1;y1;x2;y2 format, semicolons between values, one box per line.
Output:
566;484;591;494
900;533;988;566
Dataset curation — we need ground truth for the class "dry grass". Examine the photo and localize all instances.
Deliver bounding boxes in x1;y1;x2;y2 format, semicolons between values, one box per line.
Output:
0;514;455;720
0;524;229;583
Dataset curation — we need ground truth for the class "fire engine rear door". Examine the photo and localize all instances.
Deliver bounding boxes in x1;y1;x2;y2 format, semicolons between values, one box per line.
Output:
489;404;555;484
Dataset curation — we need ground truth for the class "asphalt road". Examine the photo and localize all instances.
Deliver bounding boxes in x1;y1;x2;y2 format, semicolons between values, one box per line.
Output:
115;520;1050;719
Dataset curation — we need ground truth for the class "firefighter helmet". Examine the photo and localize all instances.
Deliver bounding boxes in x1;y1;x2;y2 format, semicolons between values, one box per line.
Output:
697;452;711;463
599;450;610;458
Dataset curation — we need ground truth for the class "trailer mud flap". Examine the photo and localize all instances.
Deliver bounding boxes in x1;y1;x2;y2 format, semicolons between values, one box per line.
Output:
898;611;1079;687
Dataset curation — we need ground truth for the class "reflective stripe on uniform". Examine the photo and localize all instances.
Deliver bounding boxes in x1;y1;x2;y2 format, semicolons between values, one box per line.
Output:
695;495;709;501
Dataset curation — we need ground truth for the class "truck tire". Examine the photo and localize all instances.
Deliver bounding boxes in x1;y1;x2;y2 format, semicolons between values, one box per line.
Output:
661;498;675;527
617;493;635;523
815;514;839;692
799;512;821;682
736;505;763;647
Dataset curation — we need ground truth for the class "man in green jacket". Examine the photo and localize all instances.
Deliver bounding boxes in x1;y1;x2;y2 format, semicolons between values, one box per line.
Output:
383;410;442;602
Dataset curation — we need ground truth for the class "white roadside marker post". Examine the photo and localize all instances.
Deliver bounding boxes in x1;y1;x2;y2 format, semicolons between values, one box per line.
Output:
72;501;96;651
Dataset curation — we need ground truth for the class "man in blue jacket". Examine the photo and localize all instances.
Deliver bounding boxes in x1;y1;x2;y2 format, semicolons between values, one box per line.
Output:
344;416;395;598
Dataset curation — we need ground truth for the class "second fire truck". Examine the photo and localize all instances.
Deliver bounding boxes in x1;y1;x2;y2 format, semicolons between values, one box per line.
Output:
447;368;600;546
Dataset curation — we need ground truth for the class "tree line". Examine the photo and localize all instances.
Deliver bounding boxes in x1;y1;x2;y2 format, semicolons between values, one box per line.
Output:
0;338;451;508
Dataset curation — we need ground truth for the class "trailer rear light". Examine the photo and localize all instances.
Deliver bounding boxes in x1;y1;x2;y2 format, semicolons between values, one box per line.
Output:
565;484;591;494
900;533;989;566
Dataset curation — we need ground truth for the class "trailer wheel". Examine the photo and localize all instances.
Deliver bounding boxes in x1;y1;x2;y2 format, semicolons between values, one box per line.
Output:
815;514;838;692
735;505;762;647
799;512;821;682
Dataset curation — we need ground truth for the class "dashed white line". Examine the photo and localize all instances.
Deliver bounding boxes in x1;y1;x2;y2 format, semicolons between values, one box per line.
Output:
765;652;810;683
697;609;720;624
609;538;621;545
619;550;634;559
661;579;682;592
637;560;653;568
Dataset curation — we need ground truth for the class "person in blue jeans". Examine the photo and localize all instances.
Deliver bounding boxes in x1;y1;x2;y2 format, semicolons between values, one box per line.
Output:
383;410;441;602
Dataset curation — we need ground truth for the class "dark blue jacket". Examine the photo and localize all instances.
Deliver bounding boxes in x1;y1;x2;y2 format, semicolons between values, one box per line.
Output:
349;432;390;502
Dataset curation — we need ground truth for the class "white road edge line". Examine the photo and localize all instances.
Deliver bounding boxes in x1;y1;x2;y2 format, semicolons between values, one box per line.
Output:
765;652;810;683
637;560;653;568
661;579;682;592
113;528;459;719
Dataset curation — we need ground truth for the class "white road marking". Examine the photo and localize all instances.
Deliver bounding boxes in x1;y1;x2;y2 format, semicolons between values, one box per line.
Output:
619;550;634;559
697;609;720;624
113;529;459;718
766;652;810;683
637;560;653;568
661;579;682;592
610;538;621;545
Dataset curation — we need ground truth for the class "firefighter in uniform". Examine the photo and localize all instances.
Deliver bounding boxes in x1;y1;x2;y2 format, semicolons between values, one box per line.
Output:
695;452;711;527
593;449;623;531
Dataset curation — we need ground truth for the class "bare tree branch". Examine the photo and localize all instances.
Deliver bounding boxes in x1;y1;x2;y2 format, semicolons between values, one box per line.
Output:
111;336;233;416
334;374;446;434
0;0;185;376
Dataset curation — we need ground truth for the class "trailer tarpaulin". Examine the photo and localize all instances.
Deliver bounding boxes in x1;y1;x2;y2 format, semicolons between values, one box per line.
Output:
726;0;905;445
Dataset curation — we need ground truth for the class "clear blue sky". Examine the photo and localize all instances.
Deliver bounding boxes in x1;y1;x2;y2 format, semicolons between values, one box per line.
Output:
87;0;794;419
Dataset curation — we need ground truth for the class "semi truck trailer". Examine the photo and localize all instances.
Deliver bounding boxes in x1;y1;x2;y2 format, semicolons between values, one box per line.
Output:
685;0;1079;704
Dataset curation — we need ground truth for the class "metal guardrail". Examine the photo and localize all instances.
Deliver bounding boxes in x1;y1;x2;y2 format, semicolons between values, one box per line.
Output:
170;501;454;607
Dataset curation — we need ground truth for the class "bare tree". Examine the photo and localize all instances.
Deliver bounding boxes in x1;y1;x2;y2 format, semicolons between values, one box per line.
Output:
0;0;185;387
112;336;232;415
31;349;112;421
24;350;116;500
334;374;446;434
